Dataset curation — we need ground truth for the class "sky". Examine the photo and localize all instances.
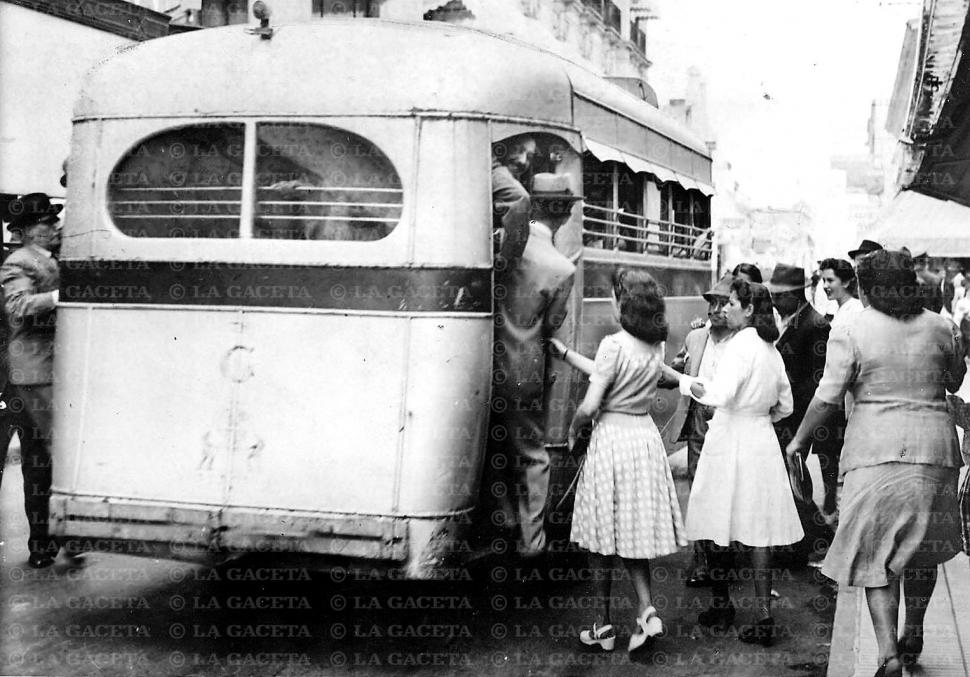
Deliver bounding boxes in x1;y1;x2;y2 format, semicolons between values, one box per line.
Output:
647;0;922;211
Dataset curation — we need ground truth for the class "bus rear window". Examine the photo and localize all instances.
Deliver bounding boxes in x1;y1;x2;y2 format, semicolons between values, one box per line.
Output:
254;123;402;241
106;122;403;241
108;124;244;238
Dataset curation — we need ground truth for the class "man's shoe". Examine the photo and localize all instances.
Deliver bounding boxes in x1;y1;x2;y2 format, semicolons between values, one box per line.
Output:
897;633;923;667
698;602;735;628
738;617;776;647
28;553;54;569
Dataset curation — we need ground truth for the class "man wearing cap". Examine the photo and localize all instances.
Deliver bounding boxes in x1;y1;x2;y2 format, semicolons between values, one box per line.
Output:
660;271;737;586
0;193;62;568
483;173;578;560
768;263;835;566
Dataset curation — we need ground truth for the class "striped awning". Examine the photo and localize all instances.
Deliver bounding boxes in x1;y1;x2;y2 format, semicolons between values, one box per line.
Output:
582;137;714;195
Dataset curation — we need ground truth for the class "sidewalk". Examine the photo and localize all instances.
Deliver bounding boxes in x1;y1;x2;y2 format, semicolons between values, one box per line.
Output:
827;555;970;677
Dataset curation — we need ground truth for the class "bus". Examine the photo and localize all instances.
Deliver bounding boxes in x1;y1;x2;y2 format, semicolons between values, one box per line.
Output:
50;16;714;579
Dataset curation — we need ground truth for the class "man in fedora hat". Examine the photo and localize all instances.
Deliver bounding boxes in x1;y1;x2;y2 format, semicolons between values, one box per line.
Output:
660;271;737;586
0;192;62;568
482;173;578;560
767;263;835;566
847;239;882;264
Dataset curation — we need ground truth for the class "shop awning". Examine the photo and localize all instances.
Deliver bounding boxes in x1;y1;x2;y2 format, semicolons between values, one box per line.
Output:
582;136;714;195
875;189;970;256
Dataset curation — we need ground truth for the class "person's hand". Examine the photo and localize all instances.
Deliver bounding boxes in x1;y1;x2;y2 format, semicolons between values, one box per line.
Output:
548;338;568;360
785;440;808;503
689;316;706;330
689;380;706;398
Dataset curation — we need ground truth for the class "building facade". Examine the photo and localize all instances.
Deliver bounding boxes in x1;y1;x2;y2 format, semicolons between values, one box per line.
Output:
187;0;654;81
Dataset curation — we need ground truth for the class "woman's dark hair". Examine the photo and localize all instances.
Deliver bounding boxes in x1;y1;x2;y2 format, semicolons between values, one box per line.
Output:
731;278;779;342
612;268;668;343
731;262;763;284
818;257;858;295
856;249;923;319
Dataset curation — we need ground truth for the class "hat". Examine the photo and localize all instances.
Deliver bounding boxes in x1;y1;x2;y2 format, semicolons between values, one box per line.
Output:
530;173;583;202
765;263;810;293
6;193;62;232
847;239;883;259
702;272;734;303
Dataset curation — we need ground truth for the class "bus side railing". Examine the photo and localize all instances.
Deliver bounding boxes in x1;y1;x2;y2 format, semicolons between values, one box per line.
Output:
582;203;713;260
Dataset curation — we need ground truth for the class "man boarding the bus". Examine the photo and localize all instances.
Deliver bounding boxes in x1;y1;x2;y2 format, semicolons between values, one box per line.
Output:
484;173;578;561
1;193;62;568
491;135;536;271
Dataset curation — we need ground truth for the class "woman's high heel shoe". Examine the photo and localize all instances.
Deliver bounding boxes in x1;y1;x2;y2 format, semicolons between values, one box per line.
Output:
579;623;615;652
628;606;664;652
898;633;923;667
873;655;902;677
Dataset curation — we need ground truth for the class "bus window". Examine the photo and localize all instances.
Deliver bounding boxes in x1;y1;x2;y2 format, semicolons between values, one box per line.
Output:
255;123;403;241
107;124;244;238
581;153;612;249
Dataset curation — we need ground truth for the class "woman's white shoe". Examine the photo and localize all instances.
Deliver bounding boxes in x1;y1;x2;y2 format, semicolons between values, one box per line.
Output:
629;606;664;652
579;623;616;651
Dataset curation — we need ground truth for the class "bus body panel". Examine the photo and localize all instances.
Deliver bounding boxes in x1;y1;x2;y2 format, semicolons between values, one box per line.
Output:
53;306;240;505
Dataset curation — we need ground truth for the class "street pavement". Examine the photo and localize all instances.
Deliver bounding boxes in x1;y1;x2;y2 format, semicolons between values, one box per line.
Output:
0;441;836;677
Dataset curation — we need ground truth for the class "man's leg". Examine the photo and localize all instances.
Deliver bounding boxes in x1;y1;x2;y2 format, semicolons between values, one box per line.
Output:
507;402;549;558
477;415;517;551
11;385;57;561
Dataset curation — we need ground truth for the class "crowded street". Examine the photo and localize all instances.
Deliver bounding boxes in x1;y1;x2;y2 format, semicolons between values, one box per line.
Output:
0;450;837;677
6;1;970;676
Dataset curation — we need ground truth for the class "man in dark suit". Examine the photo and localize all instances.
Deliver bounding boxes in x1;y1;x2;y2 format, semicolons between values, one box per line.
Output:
660;272;736;586
767;263;835;565
483;173;578;559
0;193;62;568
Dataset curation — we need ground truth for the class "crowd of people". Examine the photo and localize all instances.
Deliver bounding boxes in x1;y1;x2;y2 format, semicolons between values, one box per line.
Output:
3;137;968;677
485;147;970;677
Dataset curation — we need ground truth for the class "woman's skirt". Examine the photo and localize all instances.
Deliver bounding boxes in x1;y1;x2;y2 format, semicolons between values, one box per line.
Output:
822;463;961;587
570;412;687;559
685;411;803;548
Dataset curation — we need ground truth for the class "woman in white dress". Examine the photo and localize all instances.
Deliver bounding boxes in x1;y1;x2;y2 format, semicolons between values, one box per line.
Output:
677;279;803;646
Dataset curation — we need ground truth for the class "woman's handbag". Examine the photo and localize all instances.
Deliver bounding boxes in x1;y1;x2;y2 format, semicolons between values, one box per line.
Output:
786;453;812;504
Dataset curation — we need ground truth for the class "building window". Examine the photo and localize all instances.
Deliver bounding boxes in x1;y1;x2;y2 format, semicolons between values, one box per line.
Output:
312;0;379;17
108;124;245;238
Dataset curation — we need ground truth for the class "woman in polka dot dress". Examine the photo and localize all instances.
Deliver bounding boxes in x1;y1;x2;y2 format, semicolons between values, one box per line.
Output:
550;268;687;653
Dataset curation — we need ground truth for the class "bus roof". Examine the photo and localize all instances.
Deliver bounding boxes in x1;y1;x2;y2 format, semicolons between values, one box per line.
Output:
75;19;711;170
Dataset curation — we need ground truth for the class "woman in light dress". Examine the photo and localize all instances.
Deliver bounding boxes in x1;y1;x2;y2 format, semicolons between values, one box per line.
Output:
676;278;803;647
550;269;687;654
788;250;965;677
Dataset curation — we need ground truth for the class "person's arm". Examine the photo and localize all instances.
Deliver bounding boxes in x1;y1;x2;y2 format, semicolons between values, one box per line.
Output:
548;337;594;376
683;340;748;408
569;381;609;447
1;256;56;322
788;322;857;459
542;272;575;337
492;166;530;264
657;342;688;389
944;319;967;393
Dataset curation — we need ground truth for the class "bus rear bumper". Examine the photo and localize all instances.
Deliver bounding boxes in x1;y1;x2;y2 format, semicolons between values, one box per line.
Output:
49;494;469;579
